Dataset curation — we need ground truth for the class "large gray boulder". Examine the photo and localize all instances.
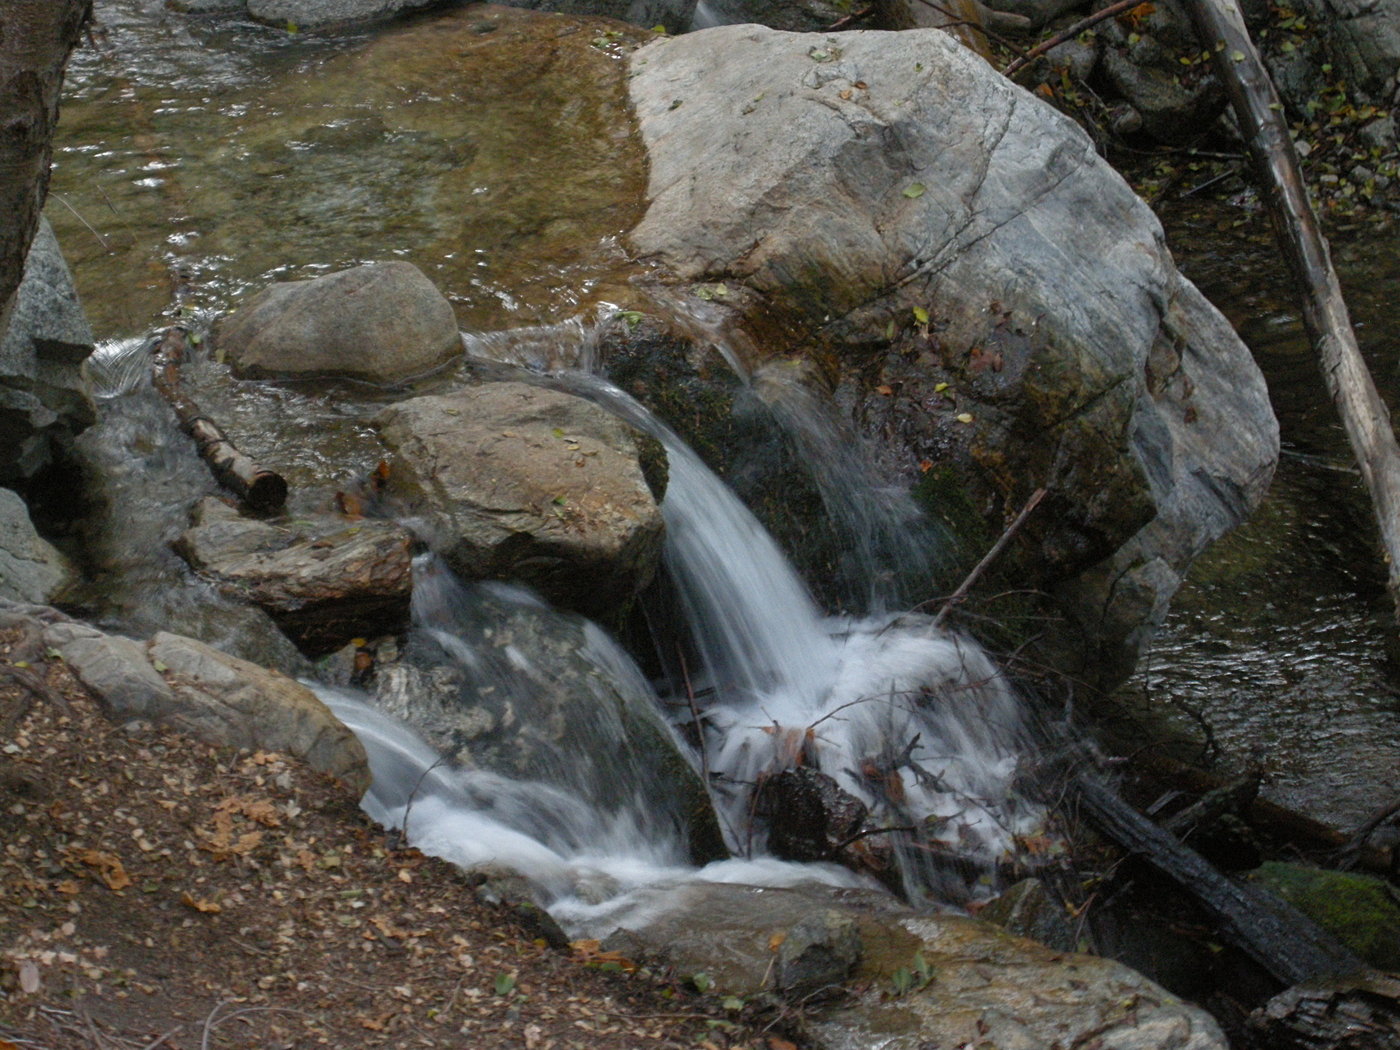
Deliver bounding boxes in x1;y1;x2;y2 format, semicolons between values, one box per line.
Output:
598;881;1227;1049
625;26;1278;684
214;261;461;384
0;488;75;604
0;218;95;485
375;381;666;619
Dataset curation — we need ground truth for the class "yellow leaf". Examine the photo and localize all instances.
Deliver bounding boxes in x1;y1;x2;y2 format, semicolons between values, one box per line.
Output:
768;932;787;952
956;413;974;424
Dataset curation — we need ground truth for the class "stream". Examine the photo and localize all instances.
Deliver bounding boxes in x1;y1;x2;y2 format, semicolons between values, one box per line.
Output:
38;0;1400;1011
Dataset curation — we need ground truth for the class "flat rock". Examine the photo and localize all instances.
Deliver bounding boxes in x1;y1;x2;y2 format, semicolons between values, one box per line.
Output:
214;261;461;384
598;880;1226;1049
375;381;665;617
174;498;414;653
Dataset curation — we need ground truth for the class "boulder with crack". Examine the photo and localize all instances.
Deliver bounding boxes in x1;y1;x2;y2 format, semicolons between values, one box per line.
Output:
623;25;1278;686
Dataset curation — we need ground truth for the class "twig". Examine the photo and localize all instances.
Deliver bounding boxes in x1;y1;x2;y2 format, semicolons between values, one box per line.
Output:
399;754;449;844
201;1001;314;1050
676;645;711;790
1003;0;1145;78
830;823;919;853
912;0;1033;59
50;192;110;250
932;487;1046;629
1336;798;1400;869
824;4;874;29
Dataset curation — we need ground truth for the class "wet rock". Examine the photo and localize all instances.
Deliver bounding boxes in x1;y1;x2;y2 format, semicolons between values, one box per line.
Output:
979;876;1079;953
0;489;75;604
0;219;95;486
595;880;1226;1047
776;909;862;997
375;382;665;619
372;569;726;864
1249;862;1400;971
626;26;1277;686
214;261;461;384
174;497;414;654
757;766;869;862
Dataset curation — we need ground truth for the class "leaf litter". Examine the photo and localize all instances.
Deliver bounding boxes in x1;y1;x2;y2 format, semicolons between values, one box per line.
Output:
0;627;773;1049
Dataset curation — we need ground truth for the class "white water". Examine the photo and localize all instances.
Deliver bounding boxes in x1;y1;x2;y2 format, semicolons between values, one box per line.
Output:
327;368;1041;917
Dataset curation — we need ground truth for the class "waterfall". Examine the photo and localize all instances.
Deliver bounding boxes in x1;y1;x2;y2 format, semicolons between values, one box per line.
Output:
329;366;1041;916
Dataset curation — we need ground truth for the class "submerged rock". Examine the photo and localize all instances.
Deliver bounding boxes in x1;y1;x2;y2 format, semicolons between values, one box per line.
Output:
375;381;666;619
214;261;461;384
371;567;726;864
625;25;1278;685
174;498;415;654
0;219;94;486
598;880;1226;1048
0;489;75;604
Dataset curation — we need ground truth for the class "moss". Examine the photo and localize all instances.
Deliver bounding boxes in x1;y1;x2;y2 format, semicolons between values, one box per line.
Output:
1249;862;1400;970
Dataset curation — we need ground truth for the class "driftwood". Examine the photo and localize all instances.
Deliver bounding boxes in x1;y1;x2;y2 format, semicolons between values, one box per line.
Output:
1067;772;1367;987
1180;0;1400;621
150;327;288;513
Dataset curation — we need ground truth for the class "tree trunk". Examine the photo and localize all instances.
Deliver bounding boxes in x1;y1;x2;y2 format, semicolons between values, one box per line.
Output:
0;0;93;335
1180;0;1400;621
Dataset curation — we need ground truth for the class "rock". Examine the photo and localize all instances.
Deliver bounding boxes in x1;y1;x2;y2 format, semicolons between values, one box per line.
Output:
1249;862;1400;971
776;910;862;997
23;611;369;794
214;261;461;384
1287;0;1400;117
0;218;95;485
373;565;726;864
245;0;437;26
375;382;666;618
0;489;75;604
596;880;1226;1047
174;497;414;654
756;766;870;862
166;0;247;11
1098;1;1224;145
691;0;847;32
979;877;1079;953
625;26;1277;686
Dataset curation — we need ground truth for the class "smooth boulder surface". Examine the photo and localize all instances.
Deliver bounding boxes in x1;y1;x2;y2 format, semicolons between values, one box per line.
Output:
214;261;461;384
174;498;415;653
0;489;75;604
375;381;665;618
626;26;1278;684
0;219;95;485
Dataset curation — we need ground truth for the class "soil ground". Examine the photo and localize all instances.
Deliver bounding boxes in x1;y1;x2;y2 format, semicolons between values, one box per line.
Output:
0;629;781;1050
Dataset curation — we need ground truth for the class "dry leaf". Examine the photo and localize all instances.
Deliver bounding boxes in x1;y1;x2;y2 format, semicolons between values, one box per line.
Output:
73;849;132;891
768;932;787;952
181;892;222;914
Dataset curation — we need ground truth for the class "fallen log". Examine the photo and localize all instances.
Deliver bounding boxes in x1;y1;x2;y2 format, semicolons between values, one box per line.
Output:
150;327;288;513
1068;772;1366;987
1179;0;1400;621
1247;972;1400;1050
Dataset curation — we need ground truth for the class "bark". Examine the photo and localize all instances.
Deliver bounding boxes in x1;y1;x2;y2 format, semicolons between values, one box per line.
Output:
0;0;92;335
1068;772;1367;987
151;327;288;512
1180;0;1400;621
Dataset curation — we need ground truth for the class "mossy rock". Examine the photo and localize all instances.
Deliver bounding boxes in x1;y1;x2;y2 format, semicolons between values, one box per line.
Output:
1248;861;1400;970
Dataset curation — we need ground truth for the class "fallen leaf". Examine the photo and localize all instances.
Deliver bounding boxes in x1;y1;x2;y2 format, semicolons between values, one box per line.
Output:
875;384;894;396
18;960;40;994
181;892;222;914
956;413;974;424
902;182;926;198
768;932;787;952
72;849;132;891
